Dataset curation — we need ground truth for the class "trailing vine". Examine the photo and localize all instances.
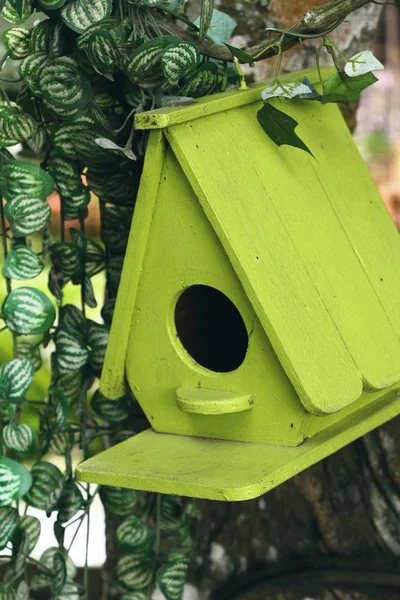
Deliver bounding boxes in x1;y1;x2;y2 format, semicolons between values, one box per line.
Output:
0;0;393;598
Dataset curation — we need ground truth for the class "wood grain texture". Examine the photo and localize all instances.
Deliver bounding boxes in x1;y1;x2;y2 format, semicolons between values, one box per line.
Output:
77;383;400;501
99;130;166;400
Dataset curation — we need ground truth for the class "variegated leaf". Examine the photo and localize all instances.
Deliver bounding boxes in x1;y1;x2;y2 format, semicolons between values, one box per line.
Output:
51;242;82;279
18;514;40;553
16;340;42;370
128;35;179;82
2;26;31;59
0;358;35;403
62;187;91;220
1;0;32;24
162;42;200;85
52;551;67;595
100;486;137;515
40;547;77;581
56;582;81;600
29;19;51;53
117;516;155;552
86;30;121;75
61;0;113;33
87;320;108;373
19;52;48;96
15;582;28;600
51;390;68;432
4;246;44;280
76;17;120;49
199;0;214;40
0;457;31;506
2;287;56;335
57;479;84;522
0;160;55;201
100;205;132;252
39;57;89;108
0;584;16;600
181;63;218;97
0;105;37;147
4;195;51;236
156;554;189;600
0;506;19;550
3;423;36;457
91;390;132;423
121;593;148;600
27;125;47;155
38;0;66;9
58;304;86;341
24;461;64;512
55;329;89;373
49;431;73;456
116;555;153;592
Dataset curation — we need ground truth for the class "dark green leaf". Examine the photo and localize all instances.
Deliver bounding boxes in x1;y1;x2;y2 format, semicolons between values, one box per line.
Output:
0;457;31;506
156;554;189;600
321;71;378;104
257;102;312;155
100;486;137;515
0;160;55;201
52;552;67;595
3;423;36;457
5;246;44;280
18;515;40;553
116;555;153;592
116;516;155;552
91;390;132;423
223;42;253;64
24;461;64;511
2;287;56;335
0;506;19;550
57;480;84;523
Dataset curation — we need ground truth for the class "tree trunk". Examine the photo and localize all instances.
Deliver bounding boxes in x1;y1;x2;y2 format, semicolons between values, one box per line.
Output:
186;3;397;599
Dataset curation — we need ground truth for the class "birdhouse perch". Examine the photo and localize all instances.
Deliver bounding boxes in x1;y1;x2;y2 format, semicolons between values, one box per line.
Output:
77;68;400;501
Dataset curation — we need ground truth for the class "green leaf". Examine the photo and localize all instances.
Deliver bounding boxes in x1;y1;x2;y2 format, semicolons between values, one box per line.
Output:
57;480;84;523
56;582;81;600
24;461;64;512
19;53;48;96
117;516;155;552
0;159;55;201
3;423;35;457
18;514;40;553
257;102;312;155
15;582;28;600
181;63;218;98
199;0;214;40
16;339;42;371
5;246;44;281
2;26;31;59
159;496;185;530
100;486;137;515
261;78;320;101
91;390;132;423
344;50;384;78
0;584;16;600
1;0;33;24
223;42;253;64
116;555;153;592
29;20;51;53
121;593;148;600
87;320;108;373
40;547;77;582
321;71;378;104
156;555;189;600
0;104;37;147
5;195;51;236
0;506;19;550
0;457;31;506
162;42;200;85
38;0;66;9
0;358;35;403
61;0;113;33
40;57;90;109
55;329;89;373
52;552;67;595
127;35;179;83
86;30;122;75
194;8;236;45
2;287;56;335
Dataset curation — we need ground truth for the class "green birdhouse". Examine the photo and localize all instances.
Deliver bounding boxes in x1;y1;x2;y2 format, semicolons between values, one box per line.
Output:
77;69;400;501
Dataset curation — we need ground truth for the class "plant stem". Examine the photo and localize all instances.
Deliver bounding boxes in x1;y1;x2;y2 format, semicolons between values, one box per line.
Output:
0;197;16;355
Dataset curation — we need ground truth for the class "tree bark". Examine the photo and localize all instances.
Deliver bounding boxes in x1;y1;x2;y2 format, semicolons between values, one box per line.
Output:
186;3;396;599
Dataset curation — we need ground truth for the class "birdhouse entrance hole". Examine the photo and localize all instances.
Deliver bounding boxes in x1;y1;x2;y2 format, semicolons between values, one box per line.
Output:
174;285;248;373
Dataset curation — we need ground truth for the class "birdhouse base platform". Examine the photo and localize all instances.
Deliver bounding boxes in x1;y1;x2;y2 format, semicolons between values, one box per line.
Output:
77;384;400;501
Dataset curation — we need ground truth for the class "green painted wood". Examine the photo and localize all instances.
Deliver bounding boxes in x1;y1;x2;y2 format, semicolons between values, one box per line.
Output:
135;67;335;131
124;147;307;446
100;130;166;400
77;383;400;501
166;113;363;415
176;387;253;415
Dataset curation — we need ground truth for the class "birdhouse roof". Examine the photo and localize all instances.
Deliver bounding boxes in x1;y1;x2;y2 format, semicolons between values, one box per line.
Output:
101;68;400;415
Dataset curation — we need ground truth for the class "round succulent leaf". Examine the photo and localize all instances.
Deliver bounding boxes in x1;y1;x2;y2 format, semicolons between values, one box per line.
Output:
116;554;153;592
16;340;42;371
2;287;56;335
57;479;84;523
19;52;48;96
2;26;31;59
1;0;33;24
3;423;36;457
5;195;51;236
100;485;137;515
91;390;132;423
181;63;219;98
162;42;200;85
18;514;41;553
55;329;89;373
156;554;189;600
0;506;19;550
117;516;155;552
5;246;44;280
24;461;64;512
0;358;35;403
0;160;55;201
0;457;32;506
61;0;112;33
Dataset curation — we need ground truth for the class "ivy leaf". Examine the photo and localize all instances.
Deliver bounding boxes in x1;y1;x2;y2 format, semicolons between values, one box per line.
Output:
344;50;384;78
223;42;253;64
24;461;64;512
321;71;378;104
117;516;155;552
0;506;19;550
2;287;56;335
61;0;113;33
3;423;36;457
156;554;189;600
194;9;236;45
0;358;35;403
116;555;153;592
257;102;312;156
4;195;51;237
5;246;44;281
0;457;32;506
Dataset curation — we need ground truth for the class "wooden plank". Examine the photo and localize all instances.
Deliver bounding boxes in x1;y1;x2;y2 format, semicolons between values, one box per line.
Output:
220;101;400;392
100;130;166;399
166;121;363;415
135;67;335;131
77;383;400;501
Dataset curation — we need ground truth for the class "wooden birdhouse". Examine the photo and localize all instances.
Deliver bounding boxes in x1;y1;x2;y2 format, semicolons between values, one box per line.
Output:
77;69;400;501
